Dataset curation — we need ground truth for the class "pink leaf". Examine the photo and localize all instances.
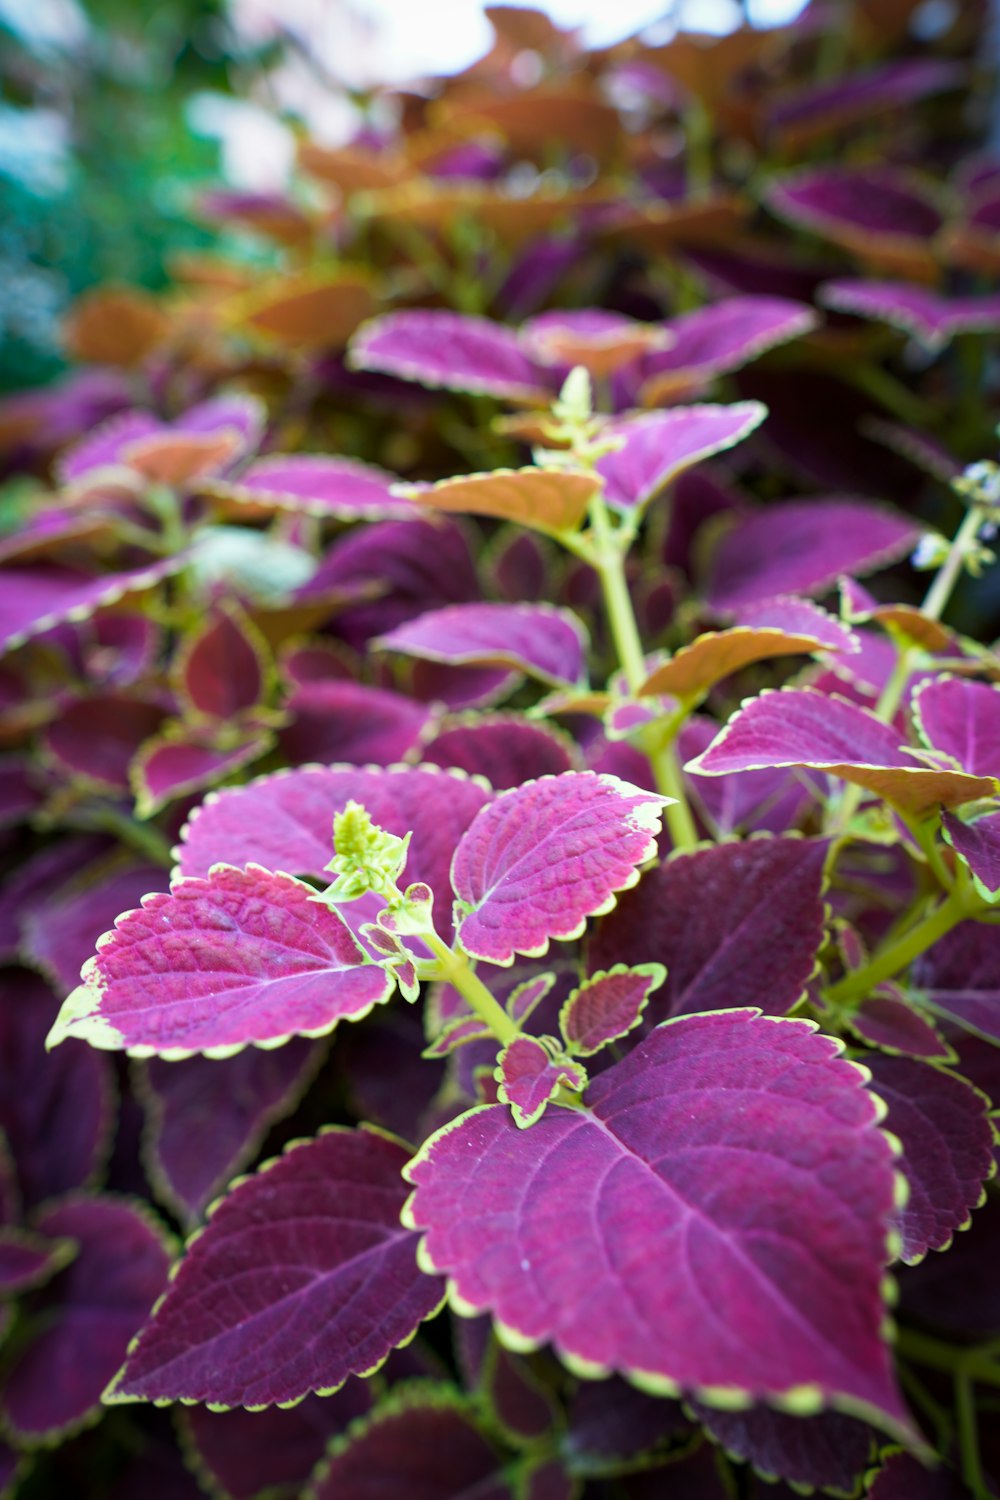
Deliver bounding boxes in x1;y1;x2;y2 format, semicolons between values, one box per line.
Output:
496;1036;587;1127
376;602;588;687
559;965;665;1055
596;403;766;513
203;454;417;521
349;309;554;401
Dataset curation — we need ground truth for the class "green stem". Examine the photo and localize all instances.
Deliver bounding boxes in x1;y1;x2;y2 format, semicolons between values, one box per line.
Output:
922;505;984;624
956;1372;990;1500
824;885;968;1009
421;929;521;1048
897;1329;1000;1388
69;805;174;868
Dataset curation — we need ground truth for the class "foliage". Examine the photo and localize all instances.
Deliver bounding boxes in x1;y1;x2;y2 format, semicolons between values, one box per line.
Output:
0;2;999;1496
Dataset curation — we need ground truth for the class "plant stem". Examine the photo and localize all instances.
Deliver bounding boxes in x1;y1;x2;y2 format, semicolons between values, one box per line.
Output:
68;805;174;868
922;504;984;624
897;1329;1000;1387
956;1371;989;1500
421;929;521;1048
823;885;968;1008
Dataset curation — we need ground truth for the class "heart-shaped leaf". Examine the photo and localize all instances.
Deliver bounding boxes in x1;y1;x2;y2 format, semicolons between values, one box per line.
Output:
559;965;665;1055
821;278;1000;351
847;991;954;1061
42;693;166;794
281;681;435;767
913;676;1000;777
47;865;395;1059
588;837;828;1021
140;1039;323;1225
404;1009;912;1436
204;455;417;523
704;500;919;612
686;689;996;815
377;603;588;687
349;310;554;401
864;1054;994;1263
108;1128;445;1407
175;604;271;721
0;1196;173;1443
596;403;767;514
399;469;599;538
452;772;666;964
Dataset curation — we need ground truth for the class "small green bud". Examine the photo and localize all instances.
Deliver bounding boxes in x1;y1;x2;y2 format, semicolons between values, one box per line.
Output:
323;802;411;903
552;366;593;428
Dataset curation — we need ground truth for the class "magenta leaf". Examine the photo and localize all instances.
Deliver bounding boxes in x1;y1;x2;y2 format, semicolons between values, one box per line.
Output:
704;499;920;612
349;309;554;401
132;729;274;817
867;1451;970;1499
47;864;395;1059
108;1128;445;1407
768;58;963;145
204;454;417;521
766;167;944;267
452;772;666;964
595;403;766;514
910;923;1000;1045
942;807;1000;899
678;717;819;837
686;688;996;815
634;296;817;404
864;1054;994;1264
496;1036;587;1128
421;715;577;790
588;838;828;1021
183;1384;372;1500
691;1402;875;1493
140;1040;323;1224
0;971;115;1208
178;763;491;939
913;676;1000;778
0;1196;173;1442
21;858;165;997
0;1226;76;1295
405;1010;912;1435
847;991;954;1061
0;560;181;655
376;602;588;687
559;965;665;1055
281;681;435;767
821;278;1000;351
176;604;270;720
307;1387;510;1500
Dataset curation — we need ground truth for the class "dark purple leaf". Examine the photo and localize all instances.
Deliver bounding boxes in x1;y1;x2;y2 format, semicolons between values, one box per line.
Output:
566;1378;689;1470
496;1035;586;1128
898;1190;1000;1339
0;1226;76;1295
768;59;963;146
140;1040;323;1225
405;1010;911;1433
21;859;166;997
704;499;919;612
177;763;491;940
588;838;828;1021
0;970;114;1208
678;717;819;837
132;729;274;817
183;1384;372;1500
42;693;167;794
451;772;665;964
560;965;664;1055
867;1450;971;1499
0;1196;172;1442
942;808;1000;899
596;403;766;513
848;991;954;1061
0;756;42;827
691;1402;875;1493
910;923;1000;1044
821;278;1000;351
349;309;554;401
176;604;269;720
865;1054;994;1263
686;688;995;815
376;603;588;687
281;681;434;767
766;167;944;277
620;1444;734;1499
475;1331;561;1445
420;715;577;790
204;454;417;521
48;864;395;1058
109;1129;444;1407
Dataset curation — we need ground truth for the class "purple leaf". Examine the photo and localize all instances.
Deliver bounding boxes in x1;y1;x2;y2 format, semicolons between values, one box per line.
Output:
349;310;554;401
589;838;828;1021
0;971;115;1208
421;715;577;790
621;1445;734;1498
48;865;395;1058
566;1378;689;1470
0;755;42;827
0;1226;76;1295
766;167;944;277
847;991;954;1061
691;1402;875;1493
108;1129;444;1406
307;1387;510;1500
377;602;588;687
678;718;819;837
404;1010;912;1435
560;965;665;1055
140;1040;323;1224
942;807;1000;898
898;1190;1000;1340
452;772;666;964
204;454;417;521
768;58;963;146
496;1036;587;1127
0;1196;172;1442
42;693;166;794
0;557;181;659
177;763;491;940
176;604;270;720
867;1451;971;1500
522;308;671;376
913;676;1000;778
281;681;434;767
687;688;996;815
21;859;166;997
704;499;920;612
821;278;1000;351
633;296;817;405
183;1384;372;1500
470;1326;561;1445
910;923;1000;1044
57;410;161;484
132;729;274;817
865;1054;994;1263
595;403;767;513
